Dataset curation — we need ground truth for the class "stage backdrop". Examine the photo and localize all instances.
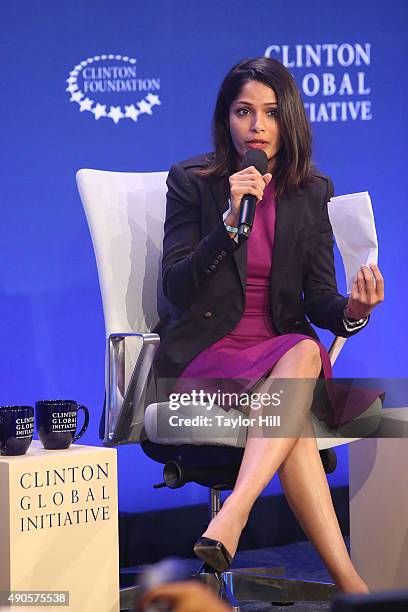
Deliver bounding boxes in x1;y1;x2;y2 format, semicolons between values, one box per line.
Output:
1;0;407;512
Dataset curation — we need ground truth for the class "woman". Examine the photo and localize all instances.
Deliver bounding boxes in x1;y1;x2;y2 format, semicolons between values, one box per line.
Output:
153;58;384;593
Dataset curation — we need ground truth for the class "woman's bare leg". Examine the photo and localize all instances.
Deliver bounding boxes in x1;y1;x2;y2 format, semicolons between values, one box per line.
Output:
201;340;321;553
278;414;369;593
201;339;368;593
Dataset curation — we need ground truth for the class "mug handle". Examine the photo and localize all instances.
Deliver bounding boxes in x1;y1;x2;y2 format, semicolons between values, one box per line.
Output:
72;405;90;442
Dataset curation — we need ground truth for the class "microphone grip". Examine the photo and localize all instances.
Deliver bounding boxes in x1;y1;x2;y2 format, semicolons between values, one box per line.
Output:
237;194;257;243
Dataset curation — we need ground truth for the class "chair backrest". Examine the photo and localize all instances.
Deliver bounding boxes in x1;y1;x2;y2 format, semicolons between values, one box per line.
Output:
76;169;168;335
76;170;168;443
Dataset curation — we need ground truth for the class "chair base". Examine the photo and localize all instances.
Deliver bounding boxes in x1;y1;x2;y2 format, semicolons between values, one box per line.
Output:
119;585;140;611
196;565;338;609
119;565;337;610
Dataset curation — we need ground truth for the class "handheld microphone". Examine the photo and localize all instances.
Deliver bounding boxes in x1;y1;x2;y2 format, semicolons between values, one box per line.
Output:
237;149;268;243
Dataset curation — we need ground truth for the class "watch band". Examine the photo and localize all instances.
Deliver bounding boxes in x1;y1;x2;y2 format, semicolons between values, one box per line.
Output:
343;307;369;332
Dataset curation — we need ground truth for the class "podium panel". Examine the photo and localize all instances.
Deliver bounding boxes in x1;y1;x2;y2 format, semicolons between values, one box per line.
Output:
349;408;408;591
0;441;119;611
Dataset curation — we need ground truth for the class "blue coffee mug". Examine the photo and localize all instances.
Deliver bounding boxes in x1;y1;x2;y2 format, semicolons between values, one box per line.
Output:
0;405;35;455
35;400;90;450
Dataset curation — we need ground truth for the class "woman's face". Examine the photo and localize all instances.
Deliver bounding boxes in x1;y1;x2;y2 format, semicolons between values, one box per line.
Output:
228;80;281;170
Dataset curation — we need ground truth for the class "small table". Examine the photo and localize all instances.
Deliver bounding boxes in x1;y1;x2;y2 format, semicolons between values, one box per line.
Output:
0;441;119;611
349;407;408;591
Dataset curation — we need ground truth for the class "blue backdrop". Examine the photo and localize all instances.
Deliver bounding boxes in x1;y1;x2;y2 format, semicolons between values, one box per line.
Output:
1;0;407;512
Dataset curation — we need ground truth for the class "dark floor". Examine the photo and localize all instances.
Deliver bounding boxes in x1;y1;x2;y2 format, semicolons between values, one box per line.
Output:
121;537;343;611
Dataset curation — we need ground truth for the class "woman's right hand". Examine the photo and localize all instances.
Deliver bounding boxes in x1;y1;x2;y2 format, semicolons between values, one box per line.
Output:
225;166;272;227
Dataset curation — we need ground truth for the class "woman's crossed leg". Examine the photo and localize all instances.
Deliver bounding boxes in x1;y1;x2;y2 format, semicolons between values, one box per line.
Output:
200;339;369;593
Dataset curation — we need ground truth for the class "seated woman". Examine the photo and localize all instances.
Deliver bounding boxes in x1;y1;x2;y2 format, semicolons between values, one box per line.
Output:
153;57;384;593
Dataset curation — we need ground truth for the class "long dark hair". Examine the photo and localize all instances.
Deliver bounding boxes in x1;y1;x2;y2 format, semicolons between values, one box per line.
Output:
198;57;313;199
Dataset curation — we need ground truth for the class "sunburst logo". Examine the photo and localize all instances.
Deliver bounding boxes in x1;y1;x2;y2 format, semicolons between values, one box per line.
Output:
66;54;161;124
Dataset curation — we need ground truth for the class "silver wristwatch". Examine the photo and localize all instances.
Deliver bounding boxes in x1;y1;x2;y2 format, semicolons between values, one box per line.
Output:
342;308;369;332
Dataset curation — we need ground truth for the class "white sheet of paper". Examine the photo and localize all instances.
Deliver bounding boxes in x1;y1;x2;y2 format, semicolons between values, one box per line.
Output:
328;191;378;294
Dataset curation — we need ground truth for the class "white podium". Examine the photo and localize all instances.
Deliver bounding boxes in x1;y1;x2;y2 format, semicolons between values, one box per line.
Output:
0;441;119;611
350;408;408;591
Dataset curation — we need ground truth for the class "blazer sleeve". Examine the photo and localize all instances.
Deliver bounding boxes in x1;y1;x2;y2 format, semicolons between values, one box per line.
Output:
162;163;237;310
302;177;369;337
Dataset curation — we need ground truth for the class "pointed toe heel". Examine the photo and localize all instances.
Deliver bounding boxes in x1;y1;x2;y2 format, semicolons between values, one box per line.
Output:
193;537;232;572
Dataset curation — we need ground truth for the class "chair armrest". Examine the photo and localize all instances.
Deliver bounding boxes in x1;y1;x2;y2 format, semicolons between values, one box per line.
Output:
103;331;160;446
328;336;347;366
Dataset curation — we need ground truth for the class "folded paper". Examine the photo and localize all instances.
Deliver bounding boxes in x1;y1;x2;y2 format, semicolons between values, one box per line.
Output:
328;191;378;293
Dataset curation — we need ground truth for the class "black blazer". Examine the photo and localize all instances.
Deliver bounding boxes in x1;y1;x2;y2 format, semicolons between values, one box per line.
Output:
153;153;365;382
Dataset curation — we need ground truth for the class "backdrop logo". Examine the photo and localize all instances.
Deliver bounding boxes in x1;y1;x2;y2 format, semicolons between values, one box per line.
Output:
264;43;372;123
66;54;161;124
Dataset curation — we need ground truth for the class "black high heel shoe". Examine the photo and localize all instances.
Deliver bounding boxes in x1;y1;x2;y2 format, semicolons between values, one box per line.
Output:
193;537;233;572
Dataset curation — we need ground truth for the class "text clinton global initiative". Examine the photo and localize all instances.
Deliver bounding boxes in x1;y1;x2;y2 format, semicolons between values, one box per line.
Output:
18;462;112;533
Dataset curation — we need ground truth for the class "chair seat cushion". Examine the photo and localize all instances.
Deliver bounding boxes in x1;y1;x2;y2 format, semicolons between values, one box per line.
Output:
144;397;383;451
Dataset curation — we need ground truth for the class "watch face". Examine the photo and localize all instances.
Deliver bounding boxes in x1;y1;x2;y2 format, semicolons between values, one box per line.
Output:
349;316;365;323
344;307;367;326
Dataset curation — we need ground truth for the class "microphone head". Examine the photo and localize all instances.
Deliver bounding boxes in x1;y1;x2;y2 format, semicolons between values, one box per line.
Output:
241;149;268;175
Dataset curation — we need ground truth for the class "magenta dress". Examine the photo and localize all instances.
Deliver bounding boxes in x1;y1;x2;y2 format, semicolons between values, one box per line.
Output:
176;180;378;428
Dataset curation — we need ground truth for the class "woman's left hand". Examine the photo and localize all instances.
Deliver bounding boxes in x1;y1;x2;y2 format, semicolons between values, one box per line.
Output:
345;263;384;320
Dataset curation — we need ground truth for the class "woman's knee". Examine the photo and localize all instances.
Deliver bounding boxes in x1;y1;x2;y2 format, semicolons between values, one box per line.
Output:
289;339;322;376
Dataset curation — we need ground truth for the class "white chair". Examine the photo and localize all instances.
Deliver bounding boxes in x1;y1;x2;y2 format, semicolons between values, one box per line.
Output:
76;169;166;446
76;168;382;606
